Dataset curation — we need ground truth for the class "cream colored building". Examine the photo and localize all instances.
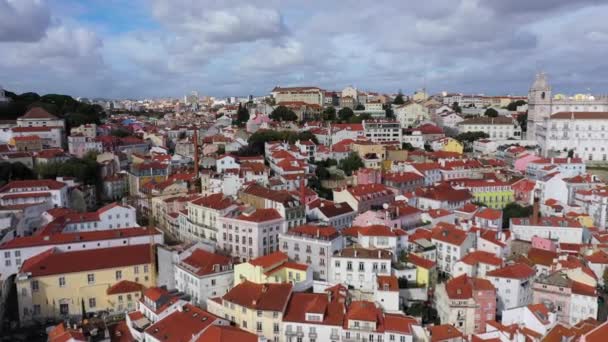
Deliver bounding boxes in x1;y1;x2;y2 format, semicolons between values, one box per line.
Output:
17;245;153;324
233;251;312;291
271;86;325;106
208;281;292;341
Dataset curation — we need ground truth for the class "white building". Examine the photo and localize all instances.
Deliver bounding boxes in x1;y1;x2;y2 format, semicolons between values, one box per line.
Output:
541;112;608;162
394;102;430;128
0;179;69;208
501;304;557;337
279;224;344;281
218;208;285;262
431;224;475;275
362;120;402;143
527;72;608;153
0;227;163;281
510;217;587;244
177;193;237;243
307;201;355;230
174;248;234;306
68;135;103;158
329;246;392;292
457;116;522;139
486;263;536;312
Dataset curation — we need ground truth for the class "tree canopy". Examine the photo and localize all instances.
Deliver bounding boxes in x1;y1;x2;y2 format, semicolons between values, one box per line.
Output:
339;153;364;176
452;102;462;113
0;91;104;131
270;105;298;121
322;106;337;121
355;103;365;110
502;202;533;229
484;108;499;117
507;100;527;111
517;112;528;132
393;90;406;105
338;107;354;122
0;161;36;186
236;104;250;126
36;154;100;186
455;131;489;143
247;130;319;155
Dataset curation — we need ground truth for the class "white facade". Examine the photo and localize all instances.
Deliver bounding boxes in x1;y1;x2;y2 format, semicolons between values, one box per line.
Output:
510;218;586;244
527;72;608;152
394;102;430;128
329;248;392;292
487;272;534;312
174;261;233;306
68;135;103;158
541;114;608;162
362;120;402;143
432;234;475;275
279;228;344;281
0;180;69;208
457;117;522;139
217;211;285;262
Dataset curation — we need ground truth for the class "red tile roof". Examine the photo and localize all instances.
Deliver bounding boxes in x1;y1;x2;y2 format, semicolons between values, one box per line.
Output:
20;107;59;120
0;179;67;192
195;325;258;342
283;292;345;326
407;253;436;269
249;251;289;268
0;226;158;250
475;208;502;221
345;300;381;323
431;224;469;246
223;280;292;311
486;262;535;279
287;224;340;240
144;304;219;342
20;245;152;277
445;274;495;299
459;250;503;266
585;250;608;264
527;248;558;266
48;322;86;342
106;280;144;295
377;275;399;291
180;249;232;277
236;208;282;222
550;112;608;120
430;324;464;342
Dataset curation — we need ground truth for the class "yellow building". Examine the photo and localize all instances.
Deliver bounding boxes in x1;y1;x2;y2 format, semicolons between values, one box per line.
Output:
567;213;594;228
17;245;153;324
233;251;311;291
106;280;144;313
220;280;292;340
352;140;386;160
407;253;437;287
430;137;464;155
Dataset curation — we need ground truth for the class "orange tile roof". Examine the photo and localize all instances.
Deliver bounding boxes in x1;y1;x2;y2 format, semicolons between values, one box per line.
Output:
430;324;464;342
145;304;219;342
376;275;399;291
345;300;380;323
20;245;152;277
283;292;345;326
195;325;258;342
460;250;503;266
249;251;289;268
486;263;535;279
407;253;436;269
445;274;495;299
190;193;235;210
180;249;232;277
236;208;282;222
106;280;144;295
223;280;292;311
48;322;86;342
431;224;469;246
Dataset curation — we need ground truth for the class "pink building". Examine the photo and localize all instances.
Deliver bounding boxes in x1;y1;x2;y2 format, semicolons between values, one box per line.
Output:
352;201;422;229
511;178;536;205
513;153;542;172
354;168;382;185
531;236;558;252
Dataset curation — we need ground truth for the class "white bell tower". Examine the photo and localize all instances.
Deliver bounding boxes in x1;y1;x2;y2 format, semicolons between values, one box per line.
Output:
527;72;552;141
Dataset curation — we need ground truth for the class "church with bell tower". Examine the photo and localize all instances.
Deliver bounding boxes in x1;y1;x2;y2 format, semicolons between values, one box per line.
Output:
527;73;608;151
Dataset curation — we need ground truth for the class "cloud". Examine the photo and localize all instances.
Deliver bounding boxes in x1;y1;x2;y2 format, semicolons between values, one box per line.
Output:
0;0;51;42
151;0;287;44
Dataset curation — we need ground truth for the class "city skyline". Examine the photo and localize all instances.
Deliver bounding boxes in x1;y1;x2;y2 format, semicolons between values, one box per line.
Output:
2;0;608;99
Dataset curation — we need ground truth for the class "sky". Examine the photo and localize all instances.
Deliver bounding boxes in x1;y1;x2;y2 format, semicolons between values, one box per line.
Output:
1;0;608;99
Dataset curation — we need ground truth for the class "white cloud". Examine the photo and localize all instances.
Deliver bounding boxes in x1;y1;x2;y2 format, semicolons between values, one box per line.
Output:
0;0;51;42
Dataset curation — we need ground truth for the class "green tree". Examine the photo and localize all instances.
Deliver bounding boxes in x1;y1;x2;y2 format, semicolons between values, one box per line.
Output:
507;100;527;111
322;106;337;121
455;131;489;143
424;143;433;152
247;130;319;156
502;202;533;229
393;90;406;105
402;143;415;151
385;106;395;119
236;103;250;126
484;108;499;117
452;102;462;113
603;268;608;289
110;128;130;138
348;113;372;124
355;103;365;110
338;107;354;122
339;152;364;176
517;112;528;132
270;105;298;121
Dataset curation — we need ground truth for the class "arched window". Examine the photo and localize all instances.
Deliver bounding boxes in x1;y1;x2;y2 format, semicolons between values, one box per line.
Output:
541;92;545;100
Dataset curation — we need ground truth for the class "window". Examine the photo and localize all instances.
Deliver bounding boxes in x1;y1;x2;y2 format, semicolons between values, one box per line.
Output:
89;298;96;308
33;304;41;315
115;270;122;280
274;323;279;333
60;304;69;315
87;273;95;284
257;322;263;332
134;266;139;274
59;277;66;287
32;280;39;292
144;265;149;273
